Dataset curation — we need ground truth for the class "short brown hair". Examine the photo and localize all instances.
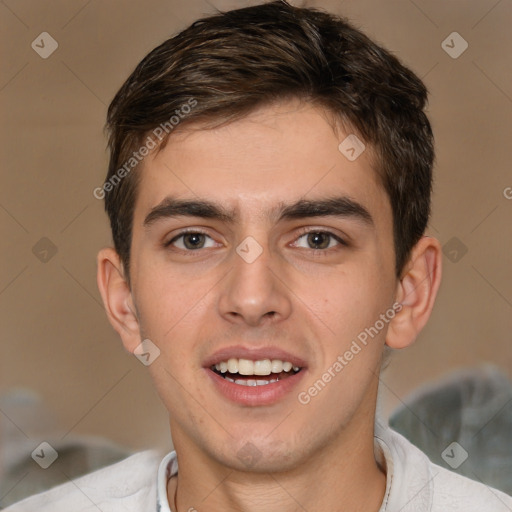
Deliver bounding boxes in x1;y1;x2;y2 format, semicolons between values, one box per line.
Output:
104;0;433;281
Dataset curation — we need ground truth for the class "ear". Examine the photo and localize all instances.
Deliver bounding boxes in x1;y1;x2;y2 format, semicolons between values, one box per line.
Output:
96;247;141;353
386;236;442;349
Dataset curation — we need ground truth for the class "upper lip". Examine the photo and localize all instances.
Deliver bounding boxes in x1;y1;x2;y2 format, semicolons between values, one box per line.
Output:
203;345;307;369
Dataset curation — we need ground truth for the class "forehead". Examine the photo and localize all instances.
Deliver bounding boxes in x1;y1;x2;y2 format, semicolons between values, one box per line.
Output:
133;100;390;227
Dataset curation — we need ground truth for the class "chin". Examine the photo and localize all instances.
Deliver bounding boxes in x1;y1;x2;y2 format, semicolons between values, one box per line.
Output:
211;436;304;474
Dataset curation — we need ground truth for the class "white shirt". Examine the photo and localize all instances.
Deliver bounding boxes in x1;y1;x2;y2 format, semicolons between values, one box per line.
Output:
5;423;512;511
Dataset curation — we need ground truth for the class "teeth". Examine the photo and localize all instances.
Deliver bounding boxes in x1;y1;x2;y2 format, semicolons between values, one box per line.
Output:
227;358;238;373
213;357;300;376
271;359;283;373
238;359;254;375
232;378;278;386
254;359;272;375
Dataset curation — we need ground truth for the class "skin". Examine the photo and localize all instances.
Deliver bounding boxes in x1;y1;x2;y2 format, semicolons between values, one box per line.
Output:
97;99;442;512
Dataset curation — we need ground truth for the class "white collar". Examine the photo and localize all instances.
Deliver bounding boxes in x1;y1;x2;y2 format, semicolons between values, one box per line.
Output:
156;450;178;512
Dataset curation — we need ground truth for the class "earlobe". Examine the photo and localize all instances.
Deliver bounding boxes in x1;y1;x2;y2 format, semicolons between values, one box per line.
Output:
96;248;141;353
386;236;442;349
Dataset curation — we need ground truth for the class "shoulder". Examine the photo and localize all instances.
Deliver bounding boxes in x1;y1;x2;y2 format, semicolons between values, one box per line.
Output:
381;425;512;512
429;462;512;512
3;450;162;512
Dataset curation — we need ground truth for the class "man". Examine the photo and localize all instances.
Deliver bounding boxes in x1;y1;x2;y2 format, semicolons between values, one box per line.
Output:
7;1;512;510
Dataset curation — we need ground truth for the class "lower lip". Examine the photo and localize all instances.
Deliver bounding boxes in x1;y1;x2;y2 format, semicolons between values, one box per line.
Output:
205;368;306;406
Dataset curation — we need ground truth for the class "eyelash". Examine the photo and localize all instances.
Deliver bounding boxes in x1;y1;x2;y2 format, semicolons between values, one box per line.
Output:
293;228;348;253
164;228;348;255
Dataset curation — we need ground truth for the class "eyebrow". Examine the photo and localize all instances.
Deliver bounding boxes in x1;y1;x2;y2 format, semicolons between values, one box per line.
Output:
143;195;374;227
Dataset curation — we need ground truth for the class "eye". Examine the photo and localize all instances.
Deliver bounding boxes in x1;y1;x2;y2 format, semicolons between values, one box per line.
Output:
292;230;346;251
166;231;218;251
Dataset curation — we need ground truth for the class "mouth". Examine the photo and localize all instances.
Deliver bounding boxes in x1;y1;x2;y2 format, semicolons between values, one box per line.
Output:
210;357;302;386
204;349;307;406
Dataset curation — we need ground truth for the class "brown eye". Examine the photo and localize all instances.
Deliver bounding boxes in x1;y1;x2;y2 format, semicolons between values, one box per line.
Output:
293;231;345;251
182;233;206;249
306;232;331;249
167;232;216;250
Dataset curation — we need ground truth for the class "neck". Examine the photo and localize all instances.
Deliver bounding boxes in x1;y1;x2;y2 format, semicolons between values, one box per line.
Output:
168;417;387;512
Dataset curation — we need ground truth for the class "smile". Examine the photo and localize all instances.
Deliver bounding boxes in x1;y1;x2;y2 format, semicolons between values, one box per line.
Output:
211;357;302;386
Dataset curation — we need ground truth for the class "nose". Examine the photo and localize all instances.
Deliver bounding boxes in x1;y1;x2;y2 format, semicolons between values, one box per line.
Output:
217;238;292;327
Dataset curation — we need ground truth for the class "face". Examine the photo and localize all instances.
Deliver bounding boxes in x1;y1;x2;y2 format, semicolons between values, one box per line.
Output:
126;100;398;472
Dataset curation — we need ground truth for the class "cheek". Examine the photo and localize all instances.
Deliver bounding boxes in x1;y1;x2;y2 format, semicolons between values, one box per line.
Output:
132;255;206;339
308;262;393;342
299;267;391;416
131;260;219;390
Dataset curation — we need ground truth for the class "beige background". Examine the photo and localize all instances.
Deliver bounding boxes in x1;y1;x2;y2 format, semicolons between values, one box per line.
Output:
1;0;511;455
